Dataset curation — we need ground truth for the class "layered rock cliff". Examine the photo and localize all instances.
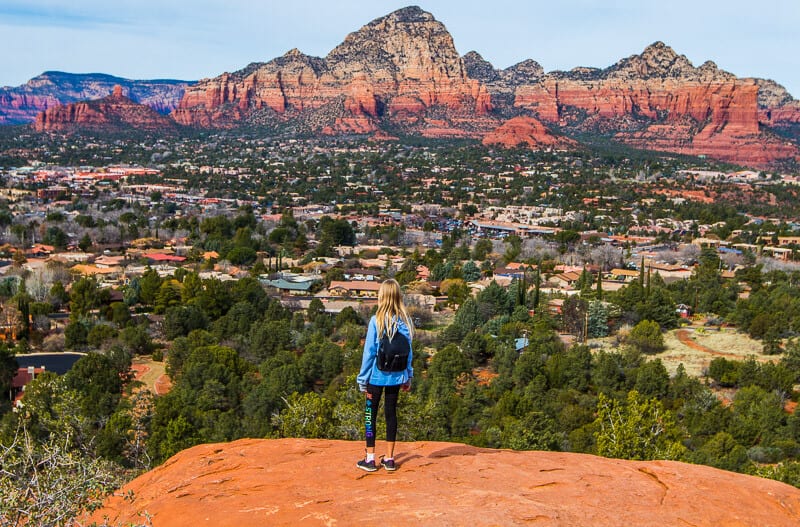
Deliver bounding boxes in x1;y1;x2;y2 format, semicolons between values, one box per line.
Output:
0;71;190;124
87;438;800;527
509;42;799;166
34;85;177;132
173;6;493;136
13;7;800;168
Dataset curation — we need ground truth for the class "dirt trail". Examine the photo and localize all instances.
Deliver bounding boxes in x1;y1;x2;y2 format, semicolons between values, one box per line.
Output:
675;329;770;362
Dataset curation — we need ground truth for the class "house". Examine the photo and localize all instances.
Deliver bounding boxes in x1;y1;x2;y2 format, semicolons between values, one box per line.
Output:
142;252;187;264
344;268;383;281
328;280;382;297
494;266;526;279
609;268;640;282
647;262;692;280
11;366;46;405
547;298;565;315
261;277;318;295
550;271;582;289
94;255;126;267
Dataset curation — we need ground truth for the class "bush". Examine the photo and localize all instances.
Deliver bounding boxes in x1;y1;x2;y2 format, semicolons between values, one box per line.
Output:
627;320;665;354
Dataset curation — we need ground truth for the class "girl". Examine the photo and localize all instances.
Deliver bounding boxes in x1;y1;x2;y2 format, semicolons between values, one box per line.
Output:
356;279;414;472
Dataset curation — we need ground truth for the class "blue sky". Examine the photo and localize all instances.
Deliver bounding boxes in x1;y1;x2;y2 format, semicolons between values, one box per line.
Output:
2;1;799;96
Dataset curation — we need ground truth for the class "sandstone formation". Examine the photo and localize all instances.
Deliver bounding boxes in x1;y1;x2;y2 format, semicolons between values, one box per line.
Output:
88;438;800;527
173;6;493;136
0;71;190;124
34;85;177;132
8;8;800;168
483;115;577;149
509;42;799;167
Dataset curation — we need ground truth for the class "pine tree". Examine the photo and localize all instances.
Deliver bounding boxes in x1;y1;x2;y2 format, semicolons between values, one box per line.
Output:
596;271;603;300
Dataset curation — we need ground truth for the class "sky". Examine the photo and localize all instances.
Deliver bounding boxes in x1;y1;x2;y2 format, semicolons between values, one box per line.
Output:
2;0;799;96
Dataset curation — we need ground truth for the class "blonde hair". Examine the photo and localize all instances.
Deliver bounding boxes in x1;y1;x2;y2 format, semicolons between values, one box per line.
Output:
375;279;414;340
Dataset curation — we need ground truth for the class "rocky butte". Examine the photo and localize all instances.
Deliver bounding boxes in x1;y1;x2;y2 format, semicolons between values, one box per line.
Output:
34;85;178;133
88;438;800;527
0;72;190;124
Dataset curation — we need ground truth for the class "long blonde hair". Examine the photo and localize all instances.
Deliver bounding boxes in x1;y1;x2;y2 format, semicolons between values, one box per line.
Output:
375;279;414;340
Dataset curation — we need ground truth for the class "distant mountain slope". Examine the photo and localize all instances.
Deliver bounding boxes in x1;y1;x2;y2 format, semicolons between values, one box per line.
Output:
87;438;800;527
13;6;800;169
0;71;192;124
170;7;797;167
34;85;178;132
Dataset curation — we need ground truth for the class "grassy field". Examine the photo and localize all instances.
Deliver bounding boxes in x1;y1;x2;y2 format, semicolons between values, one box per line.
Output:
659;327;775;376
131;356;167;393
589;326;776;377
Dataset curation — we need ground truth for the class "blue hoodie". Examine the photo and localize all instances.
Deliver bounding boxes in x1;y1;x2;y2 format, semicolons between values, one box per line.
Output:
357;315;413;387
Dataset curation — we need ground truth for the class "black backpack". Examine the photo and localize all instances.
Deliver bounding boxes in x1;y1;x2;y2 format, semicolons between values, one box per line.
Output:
377;331;411;372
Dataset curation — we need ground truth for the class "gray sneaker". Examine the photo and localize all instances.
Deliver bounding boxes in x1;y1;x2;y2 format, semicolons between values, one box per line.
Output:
380;457;397;472
357;458;378;472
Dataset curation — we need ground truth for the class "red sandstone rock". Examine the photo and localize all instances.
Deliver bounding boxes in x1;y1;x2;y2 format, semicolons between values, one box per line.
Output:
483;115;577;149
34;89;177;132
88;438;800;527
173;7;493;133
0;72;188;124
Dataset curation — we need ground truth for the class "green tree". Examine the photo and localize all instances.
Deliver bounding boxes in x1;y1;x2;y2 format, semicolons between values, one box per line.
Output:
627;320;665;354
472;238;493;261
272;391;336;438
594;391;686;461
0;344;17;410
461;260;481;282
138;267;163;306
691;431;750;472
69;277;100;319
0;421;123;527
154;279;183;314
64;320;89;349
77;233;93;252
587;300;609;338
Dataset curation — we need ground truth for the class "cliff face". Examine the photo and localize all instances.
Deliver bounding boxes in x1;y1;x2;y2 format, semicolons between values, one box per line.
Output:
34;85;177;132
88;438;800;527
0;72;191;124
509;42;799;166
173;6;492;136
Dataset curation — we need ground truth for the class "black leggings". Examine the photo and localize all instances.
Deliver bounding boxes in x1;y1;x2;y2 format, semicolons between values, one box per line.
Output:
364;384;400;448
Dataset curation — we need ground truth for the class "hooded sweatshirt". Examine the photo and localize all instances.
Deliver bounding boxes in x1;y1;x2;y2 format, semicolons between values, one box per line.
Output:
357;315;413;387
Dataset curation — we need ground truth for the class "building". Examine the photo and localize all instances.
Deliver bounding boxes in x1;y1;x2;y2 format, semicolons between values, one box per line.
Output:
328;280;382;297
261;277;318;296
11;366;46;406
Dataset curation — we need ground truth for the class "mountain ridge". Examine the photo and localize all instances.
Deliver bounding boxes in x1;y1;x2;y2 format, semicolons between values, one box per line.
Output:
9;6;800;168
0;71;192;124
34;84;178;133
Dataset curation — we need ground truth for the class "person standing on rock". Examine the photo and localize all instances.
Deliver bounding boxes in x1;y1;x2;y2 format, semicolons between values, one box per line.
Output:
356;279;414;472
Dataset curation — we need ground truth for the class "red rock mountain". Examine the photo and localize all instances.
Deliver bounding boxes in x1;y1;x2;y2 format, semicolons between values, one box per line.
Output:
88;438;800;527
21;7;800;168
173;6;492;137
0;71;190;124
34;85;177;132
513;42;798;166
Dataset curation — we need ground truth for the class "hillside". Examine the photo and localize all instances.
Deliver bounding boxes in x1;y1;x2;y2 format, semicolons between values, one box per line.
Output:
33;85;178;132
88;438;800;527
0;71;191;124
